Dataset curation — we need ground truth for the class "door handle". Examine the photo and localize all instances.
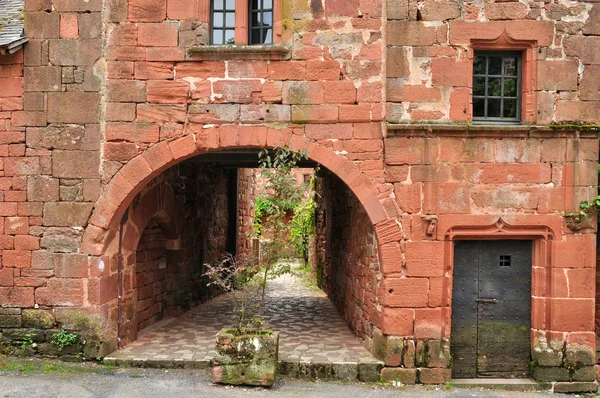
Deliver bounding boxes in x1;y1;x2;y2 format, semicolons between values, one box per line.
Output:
475;298;498;304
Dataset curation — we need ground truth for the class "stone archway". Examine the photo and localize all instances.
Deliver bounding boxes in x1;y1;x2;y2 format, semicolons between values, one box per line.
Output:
82;128;400;257
82;129;405;352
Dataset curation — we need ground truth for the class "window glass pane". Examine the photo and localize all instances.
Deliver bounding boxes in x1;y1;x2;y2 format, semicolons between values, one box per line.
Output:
213;13;223;27
488;57;502;75
503;99;517;118
225;30;235;44
488;78;501;96
504;78;517;97
212;30;223;44
251;0;260;10
264;29;272;44
214;0;223;9
473;98;485;117
226;12;235;27
264;0;272;8
487;98;501;117
473;77;486;96
263;12;272;25
473;56;486;75
226;0;235;9
251;28;261;44
504;57;517;76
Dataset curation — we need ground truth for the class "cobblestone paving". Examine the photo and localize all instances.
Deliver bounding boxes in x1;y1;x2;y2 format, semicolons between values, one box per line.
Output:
106;266;380;371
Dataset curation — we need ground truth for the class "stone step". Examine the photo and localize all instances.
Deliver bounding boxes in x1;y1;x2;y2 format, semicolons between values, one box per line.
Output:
450;378;551;391
103;357;384;382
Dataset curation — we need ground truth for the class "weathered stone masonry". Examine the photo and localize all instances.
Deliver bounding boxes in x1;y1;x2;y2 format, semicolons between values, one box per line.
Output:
0;0;597;390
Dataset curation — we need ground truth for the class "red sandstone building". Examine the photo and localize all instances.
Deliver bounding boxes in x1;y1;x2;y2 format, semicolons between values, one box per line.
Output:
0;0;599;391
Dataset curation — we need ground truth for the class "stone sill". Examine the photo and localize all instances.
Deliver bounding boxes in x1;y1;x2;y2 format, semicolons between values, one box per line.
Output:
387;123;600;138
187;45;291;61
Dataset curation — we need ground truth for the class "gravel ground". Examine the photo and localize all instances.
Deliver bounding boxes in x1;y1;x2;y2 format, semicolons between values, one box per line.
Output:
0;358;579;398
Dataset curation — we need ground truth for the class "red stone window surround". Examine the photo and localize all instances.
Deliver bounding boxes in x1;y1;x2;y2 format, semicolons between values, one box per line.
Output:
468;34;538;125
187;0;288;60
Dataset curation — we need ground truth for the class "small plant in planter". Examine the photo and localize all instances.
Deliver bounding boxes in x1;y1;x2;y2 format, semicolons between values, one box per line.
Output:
204;145;314;387
204;253;285;386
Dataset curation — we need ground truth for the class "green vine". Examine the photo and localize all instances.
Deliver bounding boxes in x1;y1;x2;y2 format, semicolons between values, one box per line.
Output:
51;326;78;351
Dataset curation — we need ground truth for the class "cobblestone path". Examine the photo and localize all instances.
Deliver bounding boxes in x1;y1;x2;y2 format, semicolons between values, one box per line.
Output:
106;265;381;372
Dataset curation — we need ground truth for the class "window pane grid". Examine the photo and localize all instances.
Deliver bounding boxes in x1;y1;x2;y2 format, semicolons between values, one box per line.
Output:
249;0;273;45
211;0;236;45
472;52;521;123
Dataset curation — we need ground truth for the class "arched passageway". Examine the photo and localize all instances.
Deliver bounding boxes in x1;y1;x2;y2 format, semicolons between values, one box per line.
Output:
96;147;386;372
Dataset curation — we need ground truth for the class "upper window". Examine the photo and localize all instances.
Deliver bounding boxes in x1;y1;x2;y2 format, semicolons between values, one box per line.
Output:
249;0;273;45
210;0;273;45
211;0;236;45
472;51;522;124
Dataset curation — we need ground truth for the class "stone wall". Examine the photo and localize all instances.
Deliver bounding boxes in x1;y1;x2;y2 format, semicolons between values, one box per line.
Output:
237;168;256;257
386;0;599;124
118;161;231;343
134;220;168;333
0;0;597;389
314;168;380;342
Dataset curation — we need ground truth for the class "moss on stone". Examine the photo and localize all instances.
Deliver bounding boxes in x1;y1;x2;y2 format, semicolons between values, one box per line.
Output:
549;121;600;131
22;309;55;329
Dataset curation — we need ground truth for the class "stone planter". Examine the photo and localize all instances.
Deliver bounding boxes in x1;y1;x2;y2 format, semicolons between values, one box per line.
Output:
213;328;279;386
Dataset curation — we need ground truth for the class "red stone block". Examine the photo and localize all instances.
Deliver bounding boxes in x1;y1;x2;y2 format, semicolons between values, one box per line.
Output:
550;298;594;332
146;47;185;61
138;23;178;47
228;61;268;78
129;0;167;22
323;81;356;104
381;277;429;307
167;0;206;20
104;142;139;161
137;104;187;123
60;13;79;39
213;80;262;104
268;61;307;80
3;250;32;268
5;217;29;235
305;123;352;140
108;24;138;46
0;78;23;97
107;61;134;79
306;60;340;81
146;80;189;104
291;105;338;124
35;278;84;306
380;242;403;275
385;137;425;165
414;308;443;339
477;163;551;184
405;241;444;277
394;183;421;213
485;2;528;20
449;87;470;121
0;286;34;307
381;307;415;335
537;60;579;91
54;253;90;278
387;81;441;102
326;0;359;16
339;104;371;123
0;268;14;287
105;122;160;143
142;141;174;171
176;61;225;79
431;57;469;87
14;235;40;251
387;22;438;46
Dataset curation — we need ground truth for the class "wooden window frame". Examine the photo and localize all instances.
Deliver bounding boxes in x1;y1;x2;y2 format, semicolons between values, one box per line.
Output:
208;0;282;46
472;51;522;125
468;33;538;125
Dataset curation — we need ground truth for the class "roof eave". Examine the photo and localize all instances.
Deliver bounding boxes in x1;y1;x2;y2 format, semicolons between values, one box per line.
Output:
0;37;28;55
